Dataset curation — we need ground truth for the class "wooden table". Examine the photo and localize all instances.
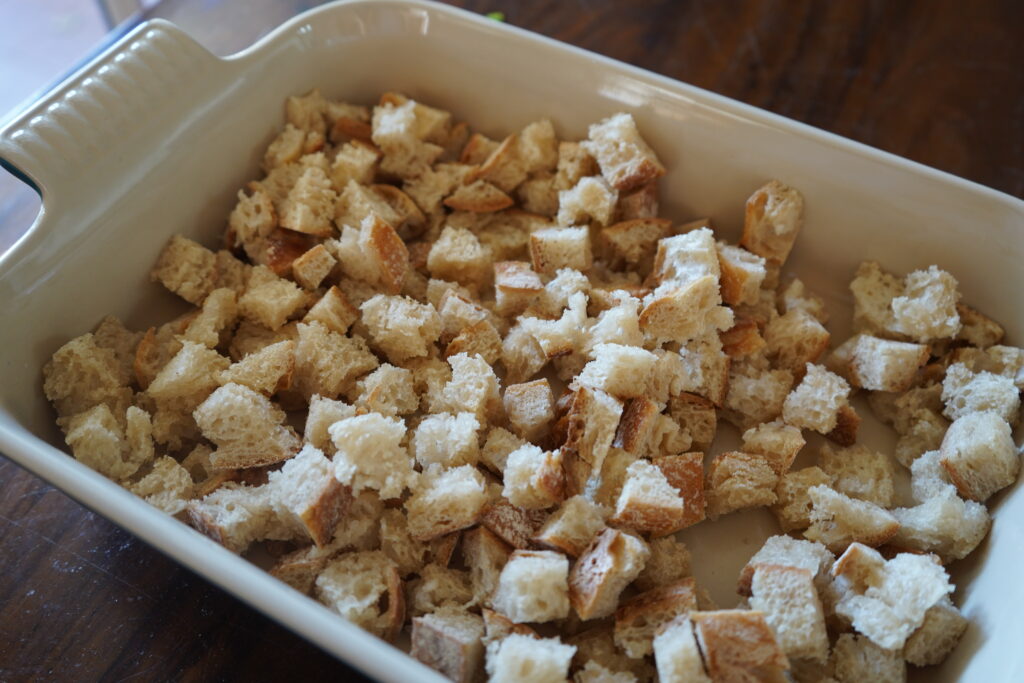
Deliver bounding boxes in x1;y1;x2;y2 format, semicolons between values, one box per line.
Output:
1;0;1021;680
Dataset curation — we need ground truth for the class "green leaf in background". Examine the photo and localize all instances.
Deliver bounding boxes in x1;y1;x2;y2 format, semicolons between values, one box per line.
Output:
485;11;505;22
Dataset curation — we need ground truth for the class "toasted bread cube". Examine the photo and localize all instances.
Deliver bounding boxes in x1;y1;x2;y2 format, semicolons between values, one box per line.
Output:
833;546;952;651
411;607;485;683
949;344;1024;390
463;526;512;608
62;404;133;480
558;175;619;227
601;217;671;267
413;412;480;468
614;580;699;658
330;139;379;188
672;334;731;407
446;319;503;366
740;180;804;264
737;535;834;597
519;291;589;361
441;352;503;423
609;459;686;536
444;179;514;213
480;426;527;475
428;225;491;286
533;495;609;557
151;234;217;305
292;321;378;400
504;444;565;510
315;551;404;640
783;363;851;434
652;227;719;285
778;277;828;323
803;485;900;553
408;564;474;617
818;443;896;508
437;289;490;343
955;303;1004;348
720;315;767;360
641;280;733;346
360;293;441;363
379;508;430;577
765;309;831;375
562;386;624;494
372;99;444;177
238;265;306;331
611;396;660;455
530;227;593;275
280;166;336;236
494;261;544;317
890;266;961;342
43;333;131;420
330;413;414;499
848;335;929;392
332;211;409;294
691;610;789;682
741;420;804;476
749;565;828;662
503;378;555;442
183;288;238;349
578;343;658;399
617;180;659;220
269;546;328;595
941;363;1020;424
486;634;575;683
353;363;418;416
771;466;833;533
481;498;548;550
290;244;337;291
635;537;692;593
667;393;717;452
849;261;902;334
938;411;1019;501
706;451;778;519
831;634;905;683
582;112;665;192
193;382;300;469
721;362;793;431
302;286;358;334
303;394;356;454
228;187;276;252
407;465;488;541
493;550;571;623
718;243;767;306
902;597;968;667
654;618;711;683
654;453;706;528
569;528;650;621
186;481;291;553
891;485;990;562
268;444;350;546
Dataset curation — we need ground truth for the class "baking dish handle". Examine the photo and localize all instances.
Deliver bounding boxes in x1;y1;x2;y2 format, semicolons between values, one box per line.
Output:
0;20;219;205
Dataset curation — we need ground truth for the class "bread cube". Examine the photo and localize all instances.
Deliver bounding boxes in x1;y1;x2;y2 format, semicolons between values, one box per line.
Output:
635;537;692;593
890;486;990;562
705;451;778;519
569;528;650;620
315;551;404;640
293;321;378;400
654;618;711;683
413;412;480;468
530;227;593;275
427;225;491;286
819;443;896;508
749;564;829;661
441;352;503;423
783;363;851;434
558;175;618;227
740;179;804;264
941;362;1020;424
462;526;512;608
668;393;717;452
407;465;488;541
280;166;336;237
193;382;300;469
890;265;961;342
503;444;565;510
186;482;290;554
411;607;485;683
268;444;350;546
486;634;575;683
581;112;665;192
771;466;833;533
902;597;968;667
303;394;356;454
360;293;441;363
938;411;1019;501
494;260;544;316
722;363;793;431
533;495;609;557
830;633;905;683
408;564;474;617
492;550;571;623
601;217;671;267
151;234;218;305
614;579;699;658
741;420;805;475
43;333;131;420
718;242;767;306
577;343;658;399
765;309;831;375
329;413;414;499
803;485;899;553
503;378;555;442
609;459;686;536
848;335;929;392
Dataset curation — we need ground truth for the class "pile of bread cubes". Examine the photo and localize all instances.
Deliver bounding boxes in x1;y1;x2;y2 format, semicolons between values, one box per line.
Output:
42;89;1023;683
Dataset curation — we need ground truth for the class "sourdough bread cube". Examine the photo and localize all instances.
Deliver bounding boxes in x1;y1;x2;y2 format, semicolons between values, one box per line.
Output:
530;227;593;275
741;420;805;475
293;321;378;400
280;166;336;236
193;382;300;469
614;579;699;658
819;443;896;508
330;140;379;188
601;217;671;267
555;141;599;190
765;309;831;375
635;537;692;592
654;618;711;683
63;404;135;480
123;406;156;472
804;485;900;553
652;452;706;528
380;508;430;577
315;551;404;640
503;378;555;442
494;260;544;316
609;459;685;536
354;363;418;416
407;465;488;541
718;242;767;306
569;528;650;621
238;265;307;331
651;227;720;286
535;267;591;318
848;335;929;392
668;393;718;452
519;291;588;360
740;180;804;264
833;546;953;651
437;289;490;343
577;343;658;399
331;212;409;294
482;498;549;550
151;234;217;305
43;333;130;420
533;495;609;557
568;627;654;681
749;564;829;662
463;526;512;608
849;261;902;334
583;294;644;355
220;340;294;396
737;535;835;597
778;278;828;323
611;396;660;455
183;288;237;349
472;134;528;194
408;564;475;616
706;451;778;518
446;319;503;366
360;293;441;363
492;550;571;623
228;188;276;252
910;449;956;501
672;333;731;407
371;99;443;177
428;225;491;286
720;315;767;360
949;344;1024;390
503;444;565;510
938;410;1019;501
291;244;337;290
91;316;142;385
186;482;291;553
329;413;414;499
617;180;659;220
147;340;229;409
830;633;905;683
519;118;559;172
411;607;485;683
558;176;618;227
783;363;851;434
890;265;961;342
902;597;968;667
413;412;481;468
955;303;1005;348
443;179;514;213
581;112;666;192
304;394;356;454
771;466;834;533
690;610;790;681
480;426;528;475
486;634;575;683
890;486;990;562
269;545;328;595
268;443;350;546
441;352;503;423
722;363;794;431
941;362;1020;424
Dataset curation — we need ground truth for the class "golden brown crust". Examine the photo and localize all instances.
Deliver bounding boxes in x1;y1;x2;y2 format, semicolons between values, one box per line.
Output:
330;116;373;143
383;565;405;642
721;316;767;359
299;479;353;547
612;397;661;453
430;532;462;568
614;578;698;656
365;214;410;294
444;180;514;213
610;156;666;193
257;227;317;277
460;133;497;165
269;546;327;595
494;260;544;293
569;528;642;620
371;184;427;238
653;452;706;530
616;181;659;221
480;499;548;549
600;218;671;266
825;404;860;447
691;610;789;682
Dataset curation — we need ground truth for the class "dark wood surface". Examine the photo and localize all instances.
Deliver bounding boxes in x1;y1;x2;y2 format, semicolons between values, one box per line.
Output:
2;1;1022;680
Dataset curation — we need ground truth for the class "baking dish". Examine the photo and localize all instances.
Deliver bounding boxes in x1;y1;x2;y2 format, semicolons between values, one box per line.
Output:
0;0;1021;679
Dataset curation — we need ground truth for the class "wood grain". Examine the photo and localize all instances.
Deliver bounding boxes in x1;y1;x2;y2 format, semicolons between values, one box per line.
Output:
1;0;1021;680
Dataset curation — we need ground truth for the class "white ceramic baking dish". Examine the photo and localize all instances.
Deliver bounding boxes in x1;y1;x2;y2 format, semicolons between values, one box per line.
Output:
0;1;1021;680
